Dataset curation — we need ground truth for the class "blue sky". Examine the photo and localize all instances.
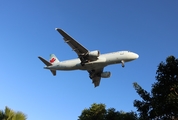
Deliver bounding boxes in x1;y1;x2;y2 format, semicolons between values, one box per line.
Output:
1;0;178;119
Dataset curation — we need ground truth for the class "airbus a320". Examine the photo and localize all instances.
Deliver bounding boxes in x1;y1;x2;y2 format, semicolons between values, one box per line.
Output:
38;28;139;87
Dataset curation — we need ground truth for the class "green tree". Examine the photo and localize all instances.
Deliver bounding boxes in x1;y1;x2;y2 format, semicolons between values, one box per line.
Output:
78;103;106;120
0;106;26;120
106;109;138;120
0;111;5;120
78;103;138;120
133;56;178;120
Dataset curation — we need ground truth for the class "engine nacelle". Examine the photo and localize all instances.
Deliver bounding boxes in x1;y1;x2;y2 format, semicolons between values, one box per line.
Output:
88;50;100;57
100;71;111;78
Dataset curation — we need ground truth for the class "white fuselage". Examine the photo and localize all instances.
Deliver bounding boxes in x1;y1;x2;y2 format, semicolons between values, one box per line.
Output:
45;51;139;71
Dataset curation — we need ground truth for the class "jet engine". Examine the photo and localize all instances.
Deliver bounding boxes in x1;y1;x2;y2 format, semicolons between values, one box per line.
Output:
100;71;111;78
88;50;100;57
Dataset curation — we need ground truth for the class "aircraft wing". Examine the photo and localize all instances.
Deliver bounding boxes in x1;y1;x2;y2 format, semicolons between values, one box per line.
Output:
92;76;101;87
88;68;103;87
56;28;89;56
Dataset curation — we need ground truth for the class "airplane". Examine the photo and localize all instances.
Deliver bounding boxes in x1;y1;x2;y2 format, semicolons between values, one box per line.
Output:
38;28;139;87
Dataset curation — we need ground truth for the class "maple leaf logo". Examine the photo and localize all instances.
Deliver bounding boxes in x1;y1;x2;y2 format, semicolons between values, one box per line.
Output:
50;58;56;63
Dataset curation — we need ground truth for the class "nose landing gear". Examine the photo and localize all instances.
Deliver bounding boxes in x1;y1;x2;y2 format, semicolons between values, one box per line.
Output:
121;60;125;67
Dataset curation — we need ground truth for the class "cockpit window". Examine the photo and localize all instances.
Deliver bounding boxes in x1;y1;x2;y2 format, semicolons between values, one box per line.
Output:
120;52;124;55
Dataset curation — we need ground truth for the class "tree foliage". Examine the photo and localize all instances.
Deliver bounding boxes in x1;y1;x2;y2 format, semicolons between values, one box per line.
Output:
133;55;178;120
78;103;138;120
0;106;26;120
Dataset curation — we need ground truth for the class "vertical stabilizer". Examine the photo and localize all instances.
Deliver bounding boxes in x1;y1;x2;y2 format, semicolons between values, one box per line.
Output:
38;56;57;76
49;54;60;64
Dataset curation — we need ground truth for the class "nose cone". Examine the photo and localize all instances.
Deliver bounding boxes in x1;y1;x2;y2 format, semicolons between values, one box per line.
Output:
130;52;139;60
134;53;139;59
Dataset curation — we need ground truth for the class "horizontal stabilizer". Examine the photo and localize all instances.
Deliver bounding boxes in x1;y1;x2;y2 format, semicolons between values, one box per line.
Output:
38;56;57;76
50;70;56;76
38;56;52;66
